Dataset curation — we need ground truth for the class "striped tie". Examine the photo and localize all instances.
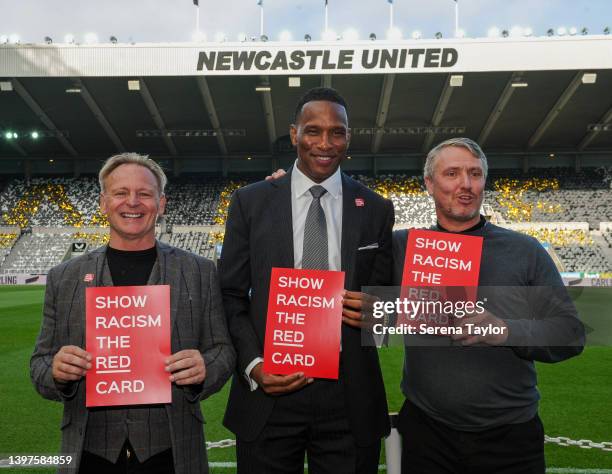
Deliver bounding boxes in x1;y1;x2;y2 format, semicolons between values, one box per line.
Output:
302;185;329;270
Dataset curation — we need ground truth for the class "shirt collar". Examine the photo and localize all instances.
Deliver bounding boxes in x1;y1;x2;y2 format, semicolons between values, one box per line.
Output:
292;159;342;199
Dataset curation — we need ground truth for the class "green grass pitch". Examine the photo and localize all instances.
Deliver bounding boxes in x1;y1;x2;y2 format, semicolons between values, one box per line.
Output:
0;285;610;473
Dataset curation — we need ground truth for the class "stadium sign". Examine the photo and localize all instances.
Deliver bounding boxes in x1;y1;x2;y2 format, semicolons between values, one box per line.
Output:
196;47;458;72
0;274;47;285
1;37;612;77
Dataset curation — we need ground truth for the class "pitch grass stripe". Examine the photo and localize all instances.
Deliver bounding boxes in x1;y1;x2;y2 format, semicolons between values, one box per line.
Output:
208;464;612;473
548;469;612;474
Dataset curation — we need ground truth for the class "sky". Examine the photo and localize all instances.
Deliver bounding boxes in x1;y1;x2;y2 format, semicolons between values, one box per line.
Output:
0;0;611;44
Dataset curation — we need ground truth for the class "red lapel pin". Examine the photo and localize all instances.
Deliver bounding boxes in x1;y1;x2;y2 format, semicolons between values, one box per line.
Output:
355;198;365;207
83;273;94;283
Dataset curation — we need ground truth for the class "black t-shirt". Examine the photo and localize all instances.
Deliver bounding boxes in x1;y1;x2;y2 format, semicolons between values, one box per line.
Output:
106;245;157;286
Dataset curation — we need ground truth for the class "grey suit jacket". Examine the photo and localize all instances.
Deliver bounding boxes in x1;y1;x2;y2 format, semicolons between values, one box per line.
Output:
30;242;235;474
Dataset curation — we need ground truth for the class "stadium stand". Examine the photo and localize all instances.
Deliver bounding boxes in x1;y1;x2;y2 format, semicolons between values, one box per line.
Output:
1;232;73;275
356;174;436;225
160;231;216;259
163;178;227;225
0;168;610;274
484;168;612;226
510;227;611;273
0;231;19;268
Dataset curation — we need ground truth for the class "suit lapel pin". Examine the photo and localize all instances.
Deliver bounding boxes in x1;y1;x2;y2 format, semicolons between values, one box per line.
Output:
355;198;365;207
84;273;94;283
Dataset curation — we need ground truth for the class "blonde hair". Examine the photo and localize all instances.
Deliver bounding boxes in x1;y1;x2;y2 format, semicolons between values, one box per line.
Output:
99;153;167;195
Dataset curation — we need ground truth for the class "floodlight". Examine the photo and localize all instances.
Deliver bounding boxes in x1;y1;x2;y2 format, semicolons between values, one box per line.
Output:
569;26;578;36
238;32;248;42
5;131;13;140
501;29;509;38
192;31;206;42
386;27;402;41
84;33;98;44
435;32;443;39
304;34;312;42
580;27;588;35
279;30;292;42
604;26;610;35
342;28;358;42
260;34;269;42
487;27;501;38
510;26;523;37
0;35;8;44
9;34;20;44
322;29;337;41
450;75;463;87
64;34;75;44
581;72;597;84
369;33;377;41
31;131;39;139
523;27;533;36
110;36;118;43
44;36;53;44
411;30;422;40
546;29;554;36
556;26;567;36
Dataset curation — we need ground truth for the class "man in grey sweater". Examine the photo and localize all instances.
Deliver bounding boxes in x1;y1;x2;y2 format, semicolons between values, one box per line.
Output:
391;138;584;473
266;137;585;472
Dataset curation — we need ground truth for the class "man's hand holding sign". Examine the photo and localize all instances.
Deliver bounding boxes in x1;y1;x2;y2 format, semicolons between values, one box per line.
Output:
52;346;92;383
263;268;345;380
165;349;206;385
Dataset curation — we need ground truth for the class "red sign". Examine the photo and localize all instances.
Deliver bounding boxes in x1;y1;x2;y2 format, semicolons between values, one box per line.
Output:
86;285;171;407
399;230;483;329
263;268;345;379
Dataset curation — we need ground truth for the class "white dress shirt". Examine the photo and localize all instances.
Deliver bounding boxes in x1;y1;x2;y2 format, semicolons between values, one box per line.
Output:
245;163;344;390
291;162;343;271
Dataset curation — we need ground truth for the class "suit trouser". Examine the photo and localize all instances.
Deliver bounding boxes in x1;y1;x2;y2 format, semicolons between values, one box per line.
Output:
398;399;545;474
78;441;174;474
236;378;381;474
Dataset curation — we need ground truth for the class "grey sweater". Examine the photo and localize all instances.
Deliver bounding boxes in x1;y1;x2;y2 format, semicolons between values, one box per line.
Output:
392;221;585;431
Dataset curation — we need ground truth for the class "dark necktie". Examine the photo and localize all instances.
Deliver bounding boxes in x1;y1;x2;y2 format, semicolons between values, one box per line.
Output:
302;185;329;270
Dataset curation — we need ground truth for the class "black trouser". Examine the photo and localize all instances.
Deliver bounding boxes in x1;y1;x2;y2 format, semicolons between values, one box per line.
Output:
398;399;545;474
78;440;174;474
237;379;380;474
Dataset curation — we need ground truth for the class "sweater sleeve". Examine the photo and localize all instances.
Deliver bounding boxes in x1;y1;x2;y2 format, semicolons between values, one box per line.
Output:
504;239;585;362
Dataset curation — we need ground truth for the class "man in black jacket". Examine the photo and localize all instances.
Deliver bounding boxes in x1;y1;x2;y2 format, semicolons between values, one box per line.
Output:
219;87;394;474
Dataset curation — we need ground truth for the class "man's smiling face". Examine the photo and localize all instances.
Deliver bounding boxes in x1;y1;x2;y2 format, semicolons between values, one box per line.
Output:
291;100;350;183
100;163;166;249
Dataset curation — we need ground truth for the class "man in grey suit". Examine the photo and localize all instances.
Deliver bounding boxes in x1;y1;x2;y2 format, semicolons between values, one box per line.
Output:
219;87;394;473
30;153;235;474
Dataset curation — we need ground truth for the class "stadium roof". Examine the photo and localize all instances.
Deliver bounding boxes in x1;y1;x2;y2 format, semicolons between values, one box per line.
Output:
1;37;612;163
